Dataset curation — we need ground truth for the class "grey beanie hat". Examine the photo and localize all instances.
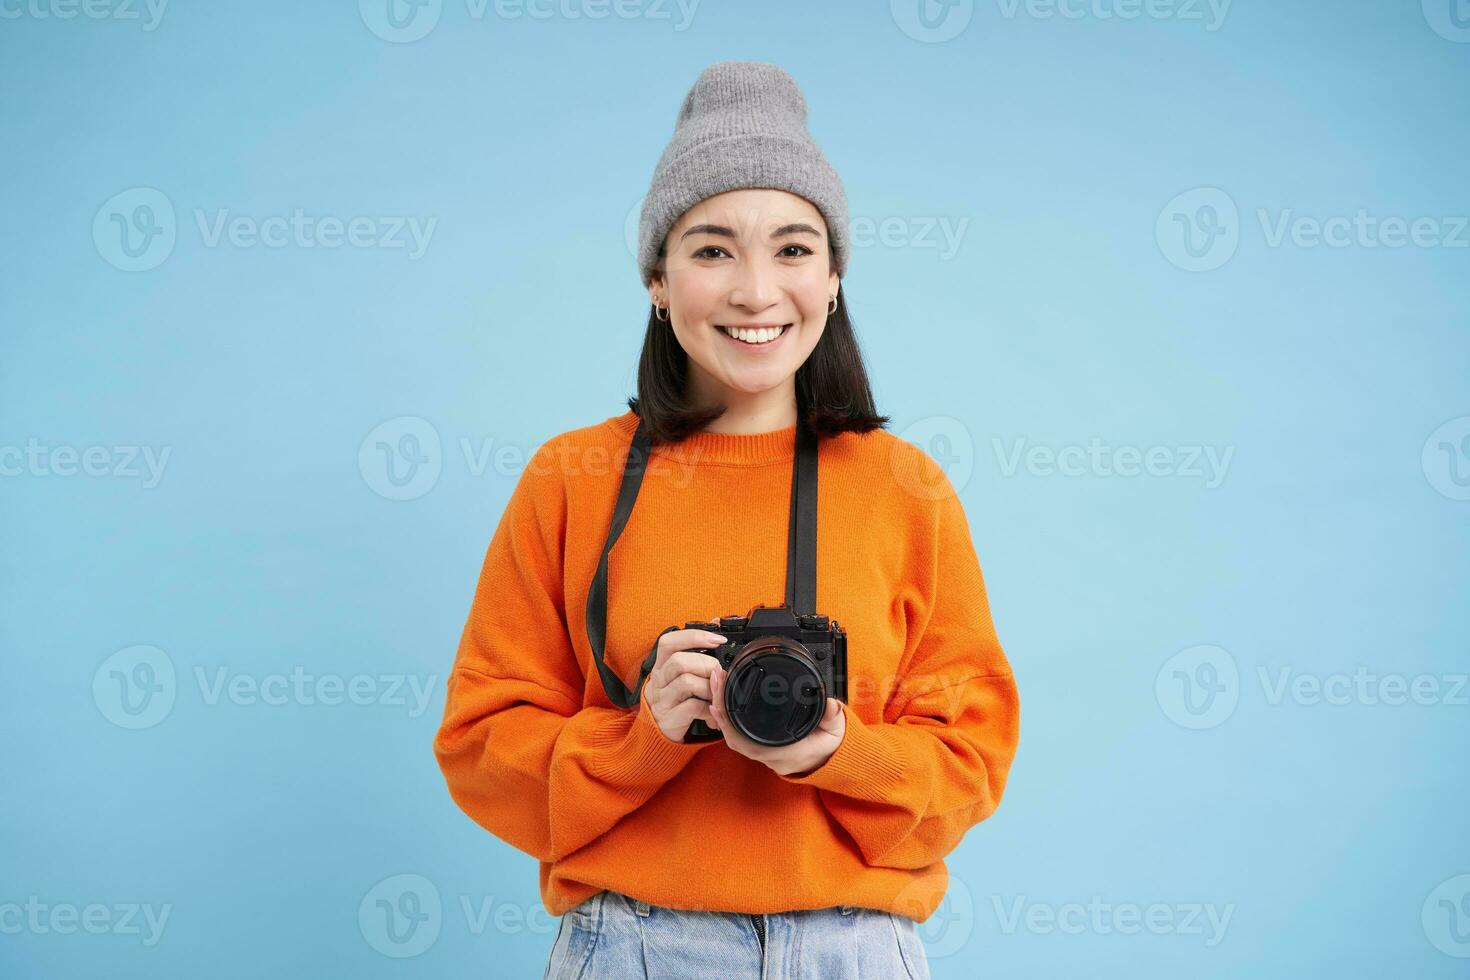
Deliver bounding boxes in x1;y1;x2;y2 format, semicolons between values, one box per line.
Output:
637;60;849;288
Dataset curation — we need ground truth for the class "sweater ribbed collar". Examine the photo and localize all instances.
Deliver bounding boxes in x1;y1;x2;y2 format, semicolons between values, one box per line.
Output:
605;409;797;467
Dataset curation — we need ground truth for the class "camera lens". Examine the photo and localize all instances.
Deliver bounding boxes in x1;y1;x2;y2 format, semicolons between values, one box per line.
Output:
723;637;827;746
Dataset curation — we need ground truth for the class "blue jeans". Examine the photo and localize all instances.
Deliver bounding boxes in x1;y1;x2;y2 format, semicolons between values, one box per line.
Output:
542;888;932;979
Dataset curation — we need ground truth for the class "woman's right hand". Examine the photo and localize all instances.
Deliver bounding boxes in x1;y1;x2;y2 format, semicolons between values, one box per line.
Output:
642;625;730;743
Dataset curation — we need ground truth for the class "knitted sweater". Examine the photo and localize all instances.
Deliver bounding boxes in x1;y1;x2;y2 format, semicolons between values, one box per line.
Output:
432;408;1020;920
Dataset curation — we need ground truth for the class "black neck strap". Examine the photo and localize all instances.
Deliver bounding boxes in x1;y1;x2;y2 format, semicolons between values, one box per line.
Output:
584;413;818;708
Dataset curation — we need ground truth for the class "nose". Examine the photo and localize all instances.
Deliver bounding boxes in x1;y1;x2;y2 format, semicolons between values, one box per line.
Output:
728;254;780;313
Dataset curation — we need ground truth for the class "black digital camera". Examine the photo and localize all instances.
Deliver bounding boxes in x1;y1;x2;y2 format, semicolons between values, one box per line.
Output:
585;410;843;750
679;603;847;746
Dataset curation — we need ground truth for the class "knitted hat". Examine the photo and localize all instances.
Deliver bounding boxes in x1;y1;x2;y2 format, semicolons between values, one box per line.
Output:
637;61;849;288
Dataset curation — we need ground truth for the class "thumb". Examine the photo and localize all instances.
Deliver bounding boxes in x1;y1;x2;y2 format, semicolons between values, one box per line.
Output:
822;698;843;727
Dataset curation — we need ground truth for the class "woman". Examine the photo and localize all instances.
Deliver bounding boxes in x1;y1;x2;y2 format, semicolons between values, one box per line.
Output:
433;61;1020;979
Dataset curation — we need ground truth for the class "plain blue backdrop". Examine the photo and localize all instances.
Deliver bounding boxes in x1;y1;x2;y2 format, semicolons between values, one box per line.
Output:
3;1;1468;977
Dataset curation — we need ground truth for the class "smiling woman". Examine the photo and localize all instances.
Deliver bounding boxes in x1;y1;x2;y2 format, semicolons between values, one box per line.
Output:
636;185;879;442
432;59;1020;980
628;61;889;445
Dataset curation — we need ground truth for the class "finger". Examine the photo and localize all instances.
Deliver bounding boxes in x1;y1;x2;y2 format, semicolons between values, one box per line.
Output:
702;667;720;728
655;631;730;678
668;695;717;733
665;627;730;651
711;668;742;742
815;698;843;735
672;671;715;705
652;674;713;714
660;649;725;683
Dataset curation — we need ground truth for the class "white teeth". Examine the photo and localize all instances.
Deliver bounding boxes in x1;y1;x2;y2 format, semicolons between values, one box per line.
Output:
720;325;786;344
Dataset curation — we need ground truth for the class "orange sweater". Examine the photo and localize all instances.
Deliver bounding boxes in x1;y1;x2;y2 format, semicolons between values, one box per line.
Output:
432;408;1020;920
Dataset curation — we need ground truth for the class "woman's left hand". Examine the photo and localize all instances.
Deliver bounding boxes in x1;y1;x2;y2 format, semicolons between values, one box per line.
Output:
708;661;845;777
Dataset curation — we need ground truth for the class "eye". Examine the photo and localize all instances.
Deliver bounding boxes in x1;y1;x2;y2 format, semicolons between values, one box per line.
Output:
694;245;730;259
779;244;814;258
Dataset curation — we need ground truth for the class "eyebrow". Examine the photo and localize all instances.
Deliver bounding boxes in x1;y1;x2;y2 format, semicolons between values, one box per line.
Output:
679;222;824;242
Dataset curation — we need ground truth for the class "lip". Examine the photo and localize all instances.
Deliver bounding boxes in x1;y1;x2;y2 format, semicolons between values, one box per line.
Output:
715;323;793;353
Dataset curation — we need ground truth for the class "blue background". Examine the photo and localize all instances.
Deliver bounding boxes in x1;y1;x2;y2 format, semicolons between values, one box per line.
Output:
3;1;1468;977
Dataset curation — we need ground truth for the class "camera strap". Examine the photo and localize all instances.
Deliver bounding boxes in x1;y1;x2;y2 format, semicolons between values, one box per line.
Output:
584;411;818;709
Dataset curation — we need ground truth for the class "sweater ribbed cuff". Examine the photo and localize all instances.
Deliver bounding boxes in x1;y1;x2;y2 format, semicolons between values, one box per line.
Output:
591;691;707;786
777;701;906;799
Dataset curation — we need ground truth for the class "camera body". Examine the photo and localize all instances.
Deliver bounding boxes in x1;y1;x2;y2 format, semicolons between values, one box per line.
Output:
679;603;847;746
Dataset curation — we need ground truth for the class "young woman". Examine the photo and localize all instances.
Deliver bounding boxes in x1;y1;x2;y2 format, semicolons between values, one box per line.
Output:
433;61;1020;979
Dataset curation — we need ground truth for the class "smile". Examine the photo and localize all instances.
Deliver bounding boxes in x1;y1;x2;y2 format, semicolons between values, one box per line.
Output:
717;324;793;347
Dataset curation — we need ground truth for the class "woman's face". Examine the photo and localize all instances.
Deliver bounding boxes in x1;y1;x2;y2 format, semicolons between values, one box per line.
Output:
650;188;840;400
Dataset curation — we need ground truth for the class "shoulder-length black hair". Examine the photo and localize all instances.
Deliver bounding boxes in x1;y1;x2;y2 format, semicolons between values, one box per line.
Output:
626;286;891;444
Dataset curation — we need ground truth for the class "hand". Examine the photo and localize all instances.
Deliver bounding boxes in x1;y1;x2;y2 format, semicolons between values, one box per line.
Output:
709;661;846;777
641;626;730;743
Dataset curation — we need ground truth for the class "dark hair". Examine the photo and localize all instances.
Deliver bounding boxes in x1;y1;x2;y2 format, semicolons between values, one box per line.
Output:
626;285;891;445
